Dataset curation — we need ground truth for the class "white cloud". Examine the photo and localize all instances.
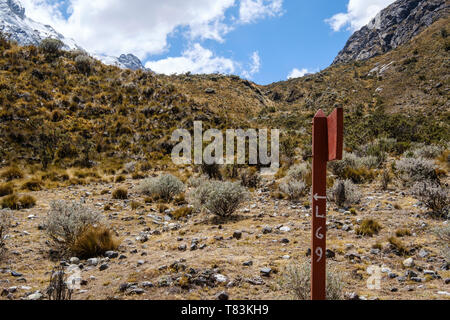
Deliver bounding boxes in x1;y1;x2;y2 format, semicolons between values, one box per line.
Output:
145;43;235;75
21;0;237;59
242;51;261;79
239;0;283;24
287;68;309;79
326;0;395;32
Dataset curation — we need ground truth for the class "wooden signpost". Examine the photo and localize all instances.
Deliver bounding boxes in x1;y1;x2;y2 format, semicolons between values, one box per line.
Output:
311;108;343;300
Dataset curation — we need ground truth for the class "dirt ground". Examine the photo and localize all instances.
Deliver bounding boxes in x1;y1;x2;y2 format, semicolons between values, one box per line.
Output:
1;175;449;301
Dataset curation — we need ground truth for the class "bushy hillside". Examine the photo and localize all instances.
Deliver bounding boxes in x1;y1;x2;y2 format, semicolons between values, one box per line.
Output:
0;16;448;178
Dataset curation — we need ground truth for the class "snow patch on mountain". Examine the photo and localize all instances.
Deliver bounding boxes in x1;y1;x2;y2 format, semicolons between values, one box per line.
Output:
0;0;145;70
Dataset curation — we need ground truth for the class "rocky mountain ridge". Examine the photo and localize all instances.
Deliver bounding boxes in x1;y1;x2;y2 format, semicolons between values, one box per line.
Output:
333;0;449;65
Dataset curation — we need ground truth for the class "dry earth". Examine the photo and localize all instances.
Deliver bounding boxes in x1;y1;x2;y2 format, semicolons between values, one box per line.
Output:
0;174;449;301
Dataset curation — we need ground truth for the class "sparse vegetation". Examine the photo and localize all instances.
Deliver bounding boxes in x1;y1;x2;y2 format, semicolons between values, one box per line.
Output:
395;157;437;185
0;209;11;260
1;167;24;181
279;179;308;201
1;194;36;210
412;182;449;219
0;183;14;197
356;219;382;237
137;174;184;201
388;237;409;256
44;200;104;254
329;180;360;208
70;226;119;259
283;261;344;300
191;180;248;218
172;207;194;220
112;188;128;200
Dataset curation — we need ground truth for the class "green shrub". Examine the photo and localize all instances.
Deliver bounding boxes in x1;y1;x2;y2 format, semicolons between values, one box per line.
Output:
137;174;184;201
329;180;360;208
44;200;104;252
279;179;308;201
435;225;450;262
191;181;248;218
240;167;261;188
412;182;448;218
0;209;12;259
412;144;443;159
395;157;437;185
75;55;93;75
283;261;344;300
39;38;64;55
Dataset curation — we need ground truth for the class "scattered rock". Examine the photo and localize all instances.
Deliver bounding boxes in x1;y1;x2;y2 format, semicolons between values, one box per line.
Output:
260;267;272;277
403;258;415;268
233;231;242;240
99;263;109;271
217;291;229;301
105;251;119;259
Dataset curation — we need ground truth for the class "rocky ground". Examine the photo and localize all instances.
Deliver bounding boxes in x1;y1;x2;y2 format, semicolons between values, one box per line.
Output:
0;175;449;301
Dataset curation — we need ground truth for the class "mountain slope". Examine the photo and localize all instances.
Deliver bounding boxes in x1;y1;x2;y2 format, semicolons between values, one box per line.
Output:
333;0;449;65
0;0;144;70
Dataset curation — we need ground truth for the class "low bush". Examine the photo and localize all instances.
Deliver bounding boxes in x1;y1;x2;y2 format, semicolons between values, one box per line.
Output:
200;163;222;180
395;229;412;237
412;145;443;159
328;153;378;183
1;167;24;181
137;174;184;201
435;225;450;262
240;167;261;188
39;38;64;55
0;209;12;260
172;207;193;220
112;188;128;200
1;194;36;210
21;179;42;191
395;157;437;185
0;183;14;197
283;261;343;300
412;182;448;218
115;175;126;183
19;195;36;208
388;237;409;256
75;55;93;75
44;200;104;253
279;179;308;201
356;219;382;237
329;180;360;208
70;226;119;259
191;181;248;218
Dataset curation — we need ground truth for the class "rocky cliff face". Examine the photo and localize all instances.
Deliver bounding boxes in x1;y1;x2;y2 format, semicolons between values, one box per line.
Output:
0;0;144;70
333;0;449;65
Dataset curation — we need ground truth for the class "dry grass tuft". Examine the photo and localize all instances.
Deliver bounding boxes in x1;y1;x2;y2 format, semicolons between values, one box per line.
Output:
70;226;119;259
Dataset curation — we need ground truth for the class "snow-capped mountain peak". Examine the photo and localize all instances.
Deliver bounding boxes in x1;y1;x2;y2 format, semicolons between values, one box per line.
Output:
0;0;145;70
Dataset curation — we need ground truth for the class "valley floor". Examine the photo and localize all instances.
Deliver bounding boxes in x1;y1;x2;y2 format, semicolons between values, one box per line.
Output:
1;176;449;301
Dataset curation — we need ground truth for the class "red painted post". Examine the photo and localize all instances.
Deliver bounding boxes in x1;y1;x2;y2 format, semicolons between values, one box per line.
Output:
311;110;328;300
311;108;343;301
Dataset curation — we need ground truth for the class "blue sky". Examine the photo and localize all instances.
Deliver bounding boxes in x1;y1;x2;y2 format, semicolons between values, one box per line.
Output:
21;0;395;84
